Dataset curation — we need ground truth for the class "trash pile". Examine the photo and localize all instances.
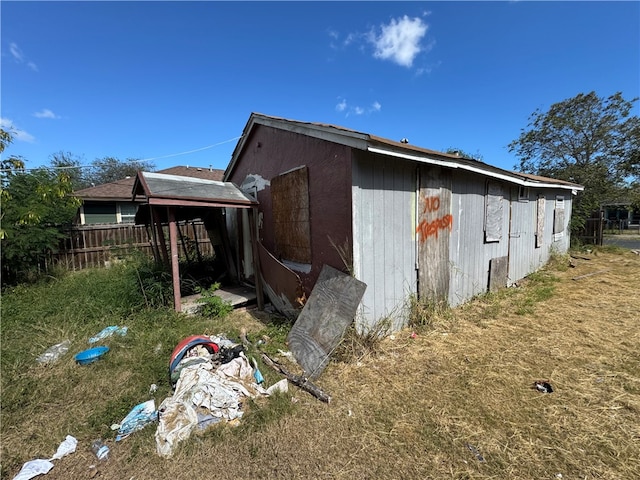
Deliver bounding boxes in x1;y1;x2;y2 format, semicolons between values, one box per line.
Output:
20;329;288;478
156;334;287;457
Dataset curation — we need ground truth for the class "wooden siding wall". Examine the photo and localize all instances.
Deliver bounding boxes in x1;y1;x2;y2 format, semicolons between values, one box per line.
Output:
448;172;510;307
226;124;353;295
506;188;571;284
417;165;452;303
352;154;417;332
50;222;214;270
448;172;574;307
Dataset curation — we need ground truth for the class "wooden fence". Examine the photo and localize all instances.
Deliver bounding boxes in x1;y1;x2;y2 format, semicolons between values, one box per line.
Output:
50;221;215;271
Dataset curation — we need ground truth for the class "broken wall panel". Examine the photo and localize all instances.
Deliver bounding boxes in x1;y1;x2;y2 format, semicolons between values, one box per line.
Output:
257;242;305;320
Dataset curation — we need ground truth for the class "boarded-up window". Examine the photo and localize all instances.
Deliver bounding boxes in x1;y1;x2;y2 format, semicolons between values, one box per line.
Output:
536;195;545;248
484;181;504;243
271;166;311;263
553;196;565;241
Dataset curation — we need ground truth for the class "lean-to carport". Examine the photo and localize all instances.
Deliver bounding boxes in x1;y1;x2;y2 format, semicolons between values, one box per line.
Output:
132;171;263;313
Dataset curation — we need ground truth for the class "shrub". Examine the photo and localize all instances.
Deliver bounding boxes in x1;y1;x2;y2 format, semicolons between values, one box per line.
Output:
196;282;234;318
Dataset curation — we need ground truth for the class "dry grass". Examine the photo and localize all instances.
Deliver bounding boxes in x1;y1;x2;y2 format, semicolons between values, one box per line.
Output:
2;249;639;479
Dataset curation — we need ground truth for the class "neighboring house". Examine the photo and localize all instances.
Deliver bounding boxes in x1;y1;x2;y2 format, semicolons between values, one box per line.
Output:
74;166;224;225
224;113;584;332
601;200;640;229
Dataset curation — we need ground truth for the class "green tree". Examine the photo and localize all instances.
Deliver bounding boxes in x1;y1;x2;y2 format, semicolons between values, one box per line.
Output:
1;129;81;284
48;153;155;190
87;156;155;185
444;147;483;161
49;151;87;190
508;92;640;232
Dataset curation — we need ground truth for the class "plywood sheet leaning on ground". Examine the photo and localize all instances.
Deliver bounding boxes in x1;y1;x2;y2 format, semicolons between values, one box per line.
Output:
287;265;367;380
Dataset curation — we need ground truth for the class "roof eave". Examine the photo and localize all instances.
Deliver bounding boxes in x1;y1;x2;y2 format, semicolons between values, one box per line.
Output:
367;146;584;192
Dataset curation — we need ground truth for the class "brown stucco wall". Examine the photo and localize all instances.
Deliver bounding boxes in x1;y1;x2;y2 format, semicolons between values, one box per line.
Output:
227;124;353;294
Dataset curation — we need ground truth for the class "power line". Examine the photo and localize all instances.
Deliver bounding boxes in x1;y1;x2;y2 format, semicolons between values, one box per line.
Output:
138;136;242;162
0;136;243;173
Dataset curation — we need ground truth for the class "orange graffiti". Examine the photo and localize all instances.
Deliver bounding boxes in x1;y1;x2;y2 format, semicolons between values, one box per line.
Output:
422;196;440;214
416;214;453;242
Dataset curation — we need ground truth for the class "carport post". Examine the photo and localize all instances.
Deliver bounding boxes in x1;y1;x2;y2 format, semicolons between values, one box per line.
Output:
248;207;264;310
167;207;182;312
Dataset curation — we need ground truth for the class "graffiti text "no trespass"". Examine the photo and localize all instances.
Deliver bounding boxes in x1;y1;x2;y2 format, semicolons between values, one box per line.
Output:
416;195;453;242
416;214;453;242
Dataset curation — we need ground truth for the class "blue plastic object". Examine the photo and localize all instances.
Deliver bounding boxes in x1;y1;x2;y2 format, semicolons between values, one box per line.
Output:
75;346;109;365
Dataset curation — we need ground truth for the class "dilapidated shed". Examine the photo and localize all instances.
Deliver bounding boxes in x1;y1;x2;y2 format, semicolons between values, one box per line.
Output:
224;113;583;332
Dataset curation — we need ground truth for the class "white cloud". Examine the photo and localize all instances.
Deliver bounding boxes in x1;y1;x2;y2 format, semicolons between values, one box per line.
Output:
369;15;428;68
33;109;60;119
9;42;24;62
9;42;38;71
335;98;381;117
0;117;36;143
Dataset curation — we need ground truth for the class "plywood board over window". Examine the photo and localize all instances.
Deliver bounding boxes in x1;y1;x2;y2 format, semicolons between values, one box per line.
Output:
271;166;312;263
485;181;504;243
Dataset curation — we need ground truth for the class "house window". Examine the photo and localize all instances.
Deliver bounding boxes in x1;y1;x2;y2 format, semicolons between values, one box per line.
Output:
553;196;565;241
119;203;138;224
518;186;530;202
83;204;117;224
484;181;504;243
271;166;311;264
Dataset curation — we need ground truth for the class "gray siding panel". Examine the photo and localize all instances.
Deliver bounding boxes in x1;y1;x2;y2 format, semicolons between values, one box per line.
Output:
508;189;573;284
508;187;538;284
449;173;509;306
352;155;417;332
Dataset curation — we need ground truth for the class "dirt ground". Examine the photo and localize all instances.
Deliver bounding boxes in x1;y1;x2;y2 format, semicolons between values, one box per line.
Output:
8;249;640;480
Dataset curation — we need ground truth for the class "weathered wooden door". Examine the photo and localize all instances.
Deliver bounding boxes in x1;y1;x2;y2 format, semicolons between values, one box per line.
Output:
416;166;452;302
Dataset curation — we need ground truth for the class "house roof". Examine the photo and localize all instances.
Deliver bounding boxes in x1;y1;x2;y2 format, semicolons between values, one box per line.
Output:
74;166;225;201
132;171;257;208
225;113;584;192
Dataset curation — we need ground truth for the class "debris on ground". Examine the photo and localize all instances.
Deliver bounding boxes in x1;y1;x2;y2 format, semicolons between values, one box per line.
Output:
115;399;158;441
90;439;109;460
88;325;128;344
572;269;611;280
155;334;287;457
74;346;109;365
36;340;71;365
12;435;77;480
532;380;554;393
465;443;485;462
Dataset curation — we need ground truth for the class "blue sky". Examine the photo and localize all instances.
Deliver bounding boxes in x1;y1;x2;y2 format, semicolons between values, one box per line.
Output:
2;1;639;176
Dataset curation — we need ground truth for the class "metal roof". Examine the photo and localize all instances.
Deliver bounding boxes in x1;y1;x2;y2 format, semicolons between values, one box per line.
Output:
74;166;225;201
225;112;584;192
132;171;257;208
